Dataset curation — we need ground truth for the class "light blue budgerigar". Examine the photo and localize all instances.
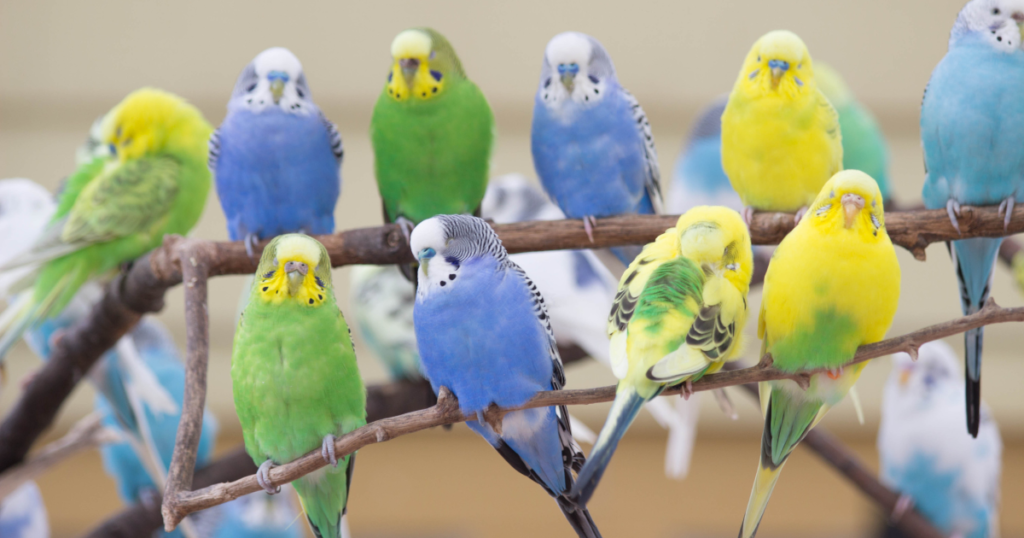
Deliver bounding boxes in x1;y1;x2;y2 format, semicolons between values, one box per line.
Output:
878;341;1002;538
532;32;662;267
0;482;49;538
920;0;1024;436
211;47;343;256
410;214;602;538
666;98;741;214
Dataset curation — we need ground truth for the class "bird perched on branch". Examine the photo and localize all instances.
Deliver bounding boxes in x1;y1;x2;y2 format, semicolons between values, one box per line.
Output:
371;28;494;281
0;88;212;361
211;47;343;257
570;206;753;507
722;30;843;224
410;214;602;538
920;0;1024;437
532;32;662;268
878;341;1002;538
739;170;900;538
232;234;366;538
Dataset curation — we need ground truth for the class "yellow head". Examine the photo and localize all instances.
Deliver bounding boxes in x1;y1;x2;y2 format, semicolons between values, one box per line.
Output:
385;28;463;102
254;234;333;307
735;30;815;99
805;170;887;239
101;88;212;162
675;206;754;295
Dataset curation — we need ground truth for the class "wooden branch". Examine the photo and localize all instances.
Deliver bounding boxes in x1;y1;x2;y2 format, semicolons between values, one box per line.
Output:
0;413;120;500
160;300;1022;529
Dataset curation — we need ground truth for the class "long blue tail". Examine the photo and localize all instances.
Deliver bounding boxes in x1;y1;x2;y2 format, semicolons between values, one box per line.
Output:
951;237;1001;438
569;385;648;507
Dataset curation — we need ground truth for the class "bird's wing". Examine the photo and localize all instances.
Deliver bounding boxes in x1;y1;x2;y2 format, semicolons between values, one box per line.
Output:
60;155;180;245
207;128;221;172
320;111;344;164
816;88;844;173
622;89;664;214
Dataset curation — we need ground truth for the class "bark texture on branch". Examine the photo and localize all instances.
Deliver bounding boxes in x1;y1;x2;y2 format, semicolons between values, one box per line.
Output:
160;301;1021;529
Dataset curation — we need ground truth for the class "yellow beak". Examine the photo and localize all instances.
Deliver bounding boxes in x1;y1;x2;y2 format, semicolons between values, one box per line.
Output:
842;193;865;229
270;79;285;104
898;369;911;387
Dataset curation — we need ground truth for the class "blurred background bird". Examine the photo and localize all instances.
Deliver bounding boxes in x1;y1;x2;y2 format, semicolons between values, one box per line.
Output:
722;30;843;223
0;88;213;361
739;171;900;538
371;27;494;281
0;482;49;538
211;47;343;258
532;32;662;271
877;341;1002;538
920;0;1024;437
571;206;753;507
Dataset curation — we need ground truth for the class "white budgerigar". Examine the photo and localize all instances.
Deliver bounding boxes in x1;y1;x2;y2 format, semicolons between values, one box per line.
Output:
0;481;49;538
0;179;56;297
878;341;1002;538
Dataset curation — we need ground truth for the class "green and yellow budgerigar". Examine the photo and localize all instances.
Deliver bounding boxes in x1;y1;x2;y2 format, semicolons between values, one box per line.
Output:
232;234;366;538
0;88;212;359
739;170;900;538
570;206;753;507
721;30;843;223
815;61;892;200
371;27;494;278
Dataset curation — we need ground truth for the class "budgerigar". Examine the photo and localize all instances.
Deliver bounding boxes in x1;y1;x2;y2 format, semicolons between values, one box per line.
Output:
349;264;421;381
0;179;56;297
0;88;212;360
878;341;1002;538
0;482;49;538
371;28;494;280
484;174;701;478
211;47;343;256
532;32;662;267
232;234;366;538
410;215;602;538
570;206;753;507
667;99;741;214
722;30;843;223
815;62;892;200
212;490;305;538
739;170;900;538
921;0;1024;437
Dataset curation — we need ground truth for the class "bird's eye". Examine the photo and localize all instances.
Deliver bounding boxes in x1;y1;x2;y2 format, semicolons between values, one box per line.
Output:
121;136;132;147
757;55;761;62
829;190;835;198
798;63;803;69
247;82;257;92
993;7;1001;14
418;247;436;260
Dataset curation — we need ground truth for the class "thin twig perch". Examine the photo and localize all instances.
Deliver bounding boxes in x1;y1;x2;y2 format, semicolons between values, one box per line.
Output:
160;300;1022;530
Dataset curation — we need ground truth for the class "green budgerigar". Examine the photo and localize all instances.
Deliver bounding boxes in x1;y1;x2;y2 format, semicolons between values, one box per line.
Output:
231;233;366;538
371;27;494;278
0;88;212;359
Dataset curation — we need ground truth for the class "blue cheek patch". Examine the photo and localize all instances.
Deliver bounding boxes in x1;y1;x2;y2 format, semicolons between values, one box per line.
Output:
444;256;460;269
748;69;759;80
794;77;804;86
430;70;443;82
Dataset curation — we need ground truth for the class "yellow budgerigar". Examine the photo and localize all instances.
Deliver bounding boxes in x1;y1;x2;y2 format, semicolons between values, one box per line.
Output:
722;30;843;223
739;170;900;538
570;206;753;507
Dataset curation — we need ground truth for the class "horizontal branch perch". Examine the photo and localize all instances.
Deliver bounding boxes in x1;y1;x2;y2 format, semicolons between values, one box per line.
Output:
161;299;1022;529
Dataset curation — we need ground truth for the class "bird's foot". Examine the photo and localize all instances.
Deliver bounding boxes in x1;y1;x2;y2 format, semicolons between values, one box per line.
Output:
244;233;260;262
741;206;755;226
321;434;338;468
946;199;962;236
793;206;808;225
890;493;915;523
256;459;280;495
680;379;694;400
582;216;597;243
712;388;738;420
825;367;843;380
999;197;1015;232
396;217;416;245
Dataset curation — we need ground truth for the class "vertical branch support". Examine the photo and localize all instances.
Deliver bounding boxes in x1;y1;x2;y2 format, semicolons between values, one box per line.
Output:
161;242;212;530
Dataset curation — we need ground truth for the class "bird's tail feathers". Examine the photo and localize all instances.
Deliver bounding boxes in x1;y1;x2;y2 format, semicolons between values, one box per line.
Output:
643;396;699;480
0;272;74;360
738;453;787;538
570;386;649;507
555;497;604;538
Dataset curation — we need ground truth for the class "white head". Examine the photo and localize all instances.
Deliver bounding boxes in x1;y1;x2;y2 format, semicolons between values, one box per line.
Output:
538;32;617;107
410;215;509;298
951;0;1024;51
230;47;315;115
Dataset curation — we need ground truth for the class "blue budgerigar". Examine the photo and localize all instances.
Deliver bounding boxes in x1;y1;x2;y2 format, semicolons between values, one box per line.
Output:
410;214;602;538
878;341;1002;538
211;47;343;255
0;482;49;538
920;0;1024;436
666;98;741;214
532;32;662;266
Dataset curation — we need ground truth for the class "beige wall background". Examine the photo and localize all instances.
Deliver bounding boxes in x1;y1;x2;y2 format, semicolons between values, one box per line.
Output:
1;0;1022;536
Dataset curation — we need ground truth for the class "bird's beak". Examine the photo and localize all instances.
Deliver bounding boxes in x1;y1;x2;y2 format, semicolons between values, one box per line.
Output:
284;260;308;296
898;369;912;387
400;58;420;87
842;193;866;229
768;59;790;88
560;73;575;91
269;79;285;104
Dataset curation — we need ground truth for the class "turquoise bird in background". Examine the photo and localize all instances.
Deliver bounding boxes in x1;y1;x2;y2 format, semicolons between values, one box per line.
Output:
921;0;1024;436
